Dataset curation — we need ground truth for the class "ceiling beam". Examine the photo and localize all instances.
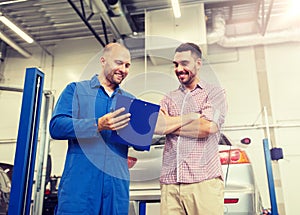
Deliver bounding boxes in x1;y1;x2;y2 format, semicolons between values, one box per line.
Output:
68;0;106;47
261;0;275;36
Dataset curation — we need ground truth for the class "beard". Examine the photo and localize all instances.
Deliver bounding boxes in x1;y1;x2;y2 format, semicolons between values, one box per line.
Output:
176;70;196;86
113;73;124;84
107;71;126;85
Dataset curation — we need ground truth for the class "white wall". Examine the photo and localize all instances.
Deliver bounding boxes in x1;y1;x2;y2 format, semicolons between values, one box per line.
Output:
0;45;54;164
0;37;299;214
265;42;300;214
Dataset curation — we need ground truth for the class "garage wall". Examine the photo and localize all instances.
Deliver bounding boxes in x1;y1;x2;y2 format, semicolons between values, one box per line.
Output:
0;38;102;171
0;46;54;164
265;43;300;214
0;37;299;214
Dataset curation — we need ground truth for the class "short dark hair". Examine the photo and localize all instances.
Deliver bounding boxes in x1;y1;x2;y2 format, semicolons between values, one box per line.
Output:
175;42;202;59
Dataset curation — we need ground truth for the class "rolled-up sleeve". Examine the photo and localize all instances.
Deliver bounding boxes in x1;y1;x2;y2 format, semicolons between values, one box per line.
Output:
201;87;227;128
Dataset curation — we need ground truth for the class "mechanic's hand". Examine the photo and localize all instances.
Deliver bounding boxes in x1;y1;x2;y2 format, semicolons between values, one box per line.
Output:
97;107;131;132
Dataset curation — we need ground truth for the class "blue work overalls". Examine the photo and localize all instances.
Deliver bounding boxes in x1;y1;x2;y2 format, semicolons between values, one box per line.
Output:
49;74;133;215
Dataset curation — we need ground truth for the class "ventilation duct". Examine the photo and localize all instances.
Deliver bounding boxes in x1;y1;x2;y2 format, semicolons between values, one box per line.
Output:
217;28;300;47
84;0;120;39
107;0;124;16
207;11;300;47
107;0;132;35
85;0;132;37
206;12;226;45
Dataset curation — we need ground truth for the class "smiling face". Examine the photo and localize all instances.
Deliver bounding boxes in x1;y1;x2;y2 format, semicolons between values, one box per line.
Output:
100;43;131;89
173;50;202;90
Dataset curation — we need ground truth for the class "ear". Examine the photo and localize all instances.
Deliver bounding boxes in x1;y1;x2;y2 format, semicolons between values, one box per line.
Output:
196;58;202;69
100;56;105;65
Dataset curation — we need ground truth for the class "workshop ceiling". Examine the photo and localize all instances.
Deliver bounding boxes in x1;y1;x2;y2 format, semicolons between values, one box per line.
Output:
0;0;299;57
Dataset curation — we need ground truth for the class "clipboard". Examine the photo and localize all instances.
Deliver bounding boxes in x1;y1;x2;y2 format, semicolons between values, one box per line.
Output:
110;94;160;151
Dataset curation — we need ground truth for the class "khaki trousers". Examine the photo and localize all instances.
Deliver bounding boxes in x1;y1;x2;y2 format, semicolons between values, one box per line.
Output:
160;178;224;215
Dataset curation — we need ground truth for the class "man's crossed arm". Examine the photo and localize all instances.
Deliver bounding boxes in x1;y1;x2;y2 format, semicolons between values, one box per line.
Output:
154;109;218;138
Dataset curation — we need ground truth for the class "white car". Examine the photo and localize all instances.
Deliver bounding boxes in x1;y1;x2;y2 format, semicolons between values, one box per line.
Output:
128;134;264;215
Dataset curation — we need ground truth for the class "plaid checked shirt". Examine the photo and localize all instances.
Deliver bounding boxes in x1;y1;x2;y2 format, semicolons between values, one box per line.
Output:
159;80;227;184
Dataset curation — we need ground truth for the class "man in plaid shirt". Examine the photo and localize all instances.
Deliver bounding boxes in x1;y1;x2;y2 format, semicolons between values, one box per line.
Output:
155;42;227;215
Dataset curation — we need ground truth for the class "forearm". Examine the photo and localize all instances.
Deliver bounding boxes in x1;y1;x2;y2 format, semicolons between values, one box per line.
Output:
49;115;100;140
154;111;200;135
173;118;218;138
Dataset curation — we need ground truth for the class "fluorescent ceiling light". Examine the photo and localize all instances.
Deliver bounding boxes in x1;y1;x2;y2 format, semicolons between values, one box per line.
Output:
0;0;28;6
171;0;181;18
0;14;34;43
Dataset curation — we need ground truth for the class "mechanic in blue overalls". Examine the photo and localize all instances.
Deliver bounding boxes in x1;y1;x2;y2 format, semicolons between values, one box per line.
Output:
49;43;134;215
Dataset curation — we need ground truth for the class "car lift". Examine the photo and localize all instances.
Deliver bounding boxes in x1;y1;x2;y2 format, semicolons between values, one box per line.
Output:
263;107;284;215
139;201;146;215
8;68;44;215
263;138;284;215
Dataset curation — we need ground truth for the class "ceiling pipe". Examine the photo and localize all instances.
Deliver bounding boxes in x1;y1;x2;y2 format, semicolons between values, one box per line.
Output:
107;0;124;16
217;28;300;47
106;0;132;35
206;12;226;44
84;0;121;40
207;11;300;47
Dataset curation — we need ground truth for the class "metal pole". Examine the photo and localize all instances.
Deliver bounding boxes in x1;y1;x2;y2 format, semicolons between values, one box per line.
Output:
0;85;23;92
33;92;54;215
263;138;278;215
263;106;272;146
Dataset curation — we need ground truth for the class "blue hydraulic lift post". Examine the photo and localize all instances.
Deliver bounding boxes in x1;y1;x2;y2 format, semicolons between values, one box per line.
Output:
139;201;146;215
8;68;44;215
263;138;279;215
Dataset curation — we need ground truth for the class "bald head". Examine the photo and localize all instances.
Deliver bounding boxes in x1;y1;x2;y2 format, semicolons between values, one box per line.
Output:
99;42;131;89
103;43;130;58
